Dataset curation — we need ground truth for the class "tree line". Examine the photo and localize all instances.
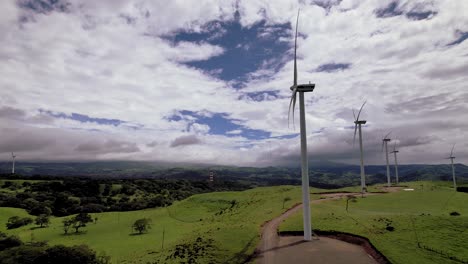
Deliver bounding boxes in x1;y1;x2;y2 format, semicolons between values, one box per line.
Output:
0;177;249;217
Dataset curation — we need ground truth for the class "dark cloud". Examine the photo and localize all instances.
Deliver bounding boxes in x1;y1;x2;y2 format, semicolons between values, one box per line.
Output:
312;0;343;10
0;106;26;119
18;0;71;14
75;140;139;154
170;135;201;147
316;63;351;73
447;31;468;46
406;11;437;20
375;2;403;18
0;127;55;152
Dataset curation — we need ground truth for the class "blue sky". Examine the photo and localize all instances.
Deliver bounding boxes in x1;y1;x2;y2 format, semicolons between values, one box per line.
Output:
0;0;467;166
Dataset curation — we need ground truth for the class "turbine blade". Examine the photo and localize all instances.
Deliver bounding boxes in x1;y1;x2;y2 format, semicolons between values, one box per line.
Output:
288;93;294;128
293;9;300;87
450;143;455;157
356;100;367;121
292;90;297;129
288;90;297;129
353;124;358;146
352;109;356;121
384;131;391;140
381;140;385;152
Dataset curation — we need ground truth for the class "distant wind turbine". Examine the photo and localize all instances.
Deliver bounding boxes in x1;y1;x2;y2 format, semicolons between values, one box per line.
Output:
353;101;367;194
446;144;457;190
288;9;315;241
381;132;391;187
390;142;399;185
11;152;16;174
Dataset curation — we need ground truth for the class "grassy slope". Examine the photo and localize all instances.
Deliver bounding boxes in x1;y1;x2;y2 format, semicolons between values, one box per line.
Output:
280;181;468;264
1;186;310;263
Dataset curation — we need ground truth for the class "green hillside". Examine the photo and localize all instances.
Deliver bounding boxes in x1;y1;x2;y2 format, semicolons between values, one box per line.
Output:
1;186;306;263
280;181;468;264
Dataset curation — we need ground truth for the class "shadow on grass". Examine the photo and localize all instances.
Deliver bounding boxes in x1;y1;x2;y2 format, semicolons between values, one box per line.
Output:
61;231;88;236
29;226;48;230
129;232;149;236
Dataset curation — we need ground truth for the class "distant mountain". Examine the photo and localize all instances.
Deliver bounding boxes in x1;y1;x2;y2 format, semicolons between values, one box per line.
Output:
1;161;467;187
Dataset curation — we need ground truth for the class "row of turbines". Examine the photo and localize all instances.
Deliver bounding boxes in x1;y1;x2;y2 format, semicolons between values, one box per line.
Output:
353;103;400;192
288;9;459;241
354;102;458;192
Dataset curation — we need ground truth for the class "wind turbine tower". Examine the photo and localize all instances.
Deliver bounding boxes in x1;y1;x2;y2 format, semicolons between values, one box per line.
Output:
11;152;16;174
288;10;315;241
447;145;457;190
381;132;391;187
390;143;399;185
353;102;367;194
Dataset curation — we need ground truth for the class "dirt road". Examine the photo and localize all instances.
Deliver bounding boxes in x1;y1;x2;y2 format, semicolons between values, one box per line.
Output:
253;192;378;264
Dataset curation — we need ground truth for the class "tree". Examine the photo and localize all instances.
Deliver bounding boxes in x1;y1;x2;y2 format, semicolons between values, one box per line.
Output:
132;218;151;234
63;218;74;235
35;214;50;228
72;213;93;233
282;197;291;209
6;216;33;229
0;232;22;251
346;195;357;212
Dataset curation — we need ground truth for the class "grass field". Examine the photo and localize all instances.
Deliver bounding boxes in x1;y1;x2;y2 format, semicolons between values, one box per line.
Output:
280;181;468;264
2;181;467;263
1;185;310;263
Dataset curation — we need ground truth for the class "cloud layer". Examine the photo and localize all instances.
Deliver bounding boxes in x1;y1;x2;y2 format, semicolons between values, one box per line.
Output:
1;0;467;167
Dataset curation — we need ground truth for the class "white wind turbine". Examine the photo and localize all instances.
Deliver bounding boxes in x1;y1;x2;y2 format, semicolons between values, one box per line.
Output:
390;142;399;185
381;132;391;187
353;101;367;194
11;152;16;174
446;144;457;190
288;9;315;241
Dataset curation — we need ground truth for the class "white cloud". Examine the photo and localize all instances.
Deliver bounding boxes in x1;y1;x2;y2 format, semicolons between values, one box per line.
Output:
1;0;467;167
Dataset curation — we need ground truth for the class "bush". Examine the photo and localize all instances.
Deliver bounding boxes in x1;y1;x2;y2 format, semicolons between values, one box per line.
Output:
449;211;460;216
0;232;23;251
6;216;33;229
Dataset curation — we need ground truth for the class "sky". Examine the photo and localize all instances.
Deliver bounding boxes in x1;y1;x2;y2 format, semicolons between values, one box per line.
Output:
0;0;467;167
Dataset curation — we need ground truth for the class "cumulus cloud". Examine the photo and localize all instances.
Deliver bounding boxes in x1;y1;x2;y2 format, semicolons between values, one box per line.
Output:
0;0;467;166
170;135;202;148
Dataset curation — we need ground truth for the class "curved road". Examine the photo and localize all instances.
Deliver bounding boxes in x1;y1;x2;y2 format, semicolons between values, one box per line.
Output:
254;192;379;264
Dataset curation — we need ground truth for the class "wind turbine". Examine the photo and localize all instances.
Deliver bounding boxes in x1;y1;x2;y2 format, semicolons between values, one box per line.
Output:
11;152;16;174
288;9;315;241
353;101;367;194
446;144;457;190
381;132;391;187
390;142;399;185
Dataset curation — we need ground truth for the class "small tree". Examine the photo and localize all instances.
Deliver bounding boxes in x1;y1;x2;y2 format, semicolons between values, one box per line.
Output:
282;197;291;209
132;218;152;234
63;218;74;234
35;214;50;228
72;213;93;233
6;216;33;229
346;195;357;212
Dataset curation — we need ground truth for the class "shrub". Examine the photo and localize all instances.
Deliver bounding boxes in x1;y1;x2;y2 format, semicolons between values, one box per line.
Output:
449;211;460;216
6;216;33;229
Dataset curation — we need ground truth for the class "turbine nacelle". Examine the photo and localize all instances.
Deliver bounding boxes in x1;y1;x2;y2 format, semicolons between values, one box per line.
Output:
291;83;315;92
354;120;367;125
